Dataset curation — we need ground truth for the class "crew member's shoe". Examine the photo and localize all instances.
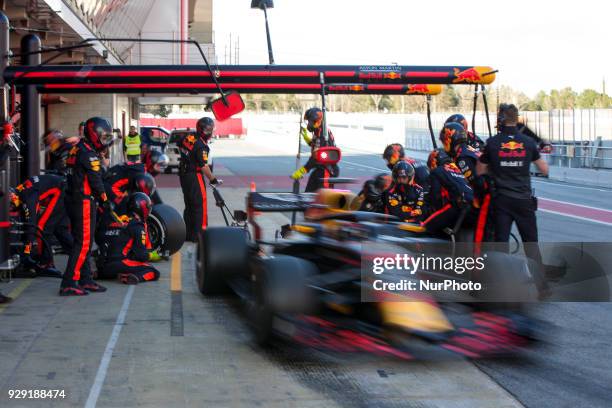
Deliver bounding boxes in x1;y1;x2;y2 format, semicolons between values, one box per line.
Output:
80;280;107;293
36;265;63;278
543;264;566;282
59;283;88;296
119;273;139;285
0;292;12;303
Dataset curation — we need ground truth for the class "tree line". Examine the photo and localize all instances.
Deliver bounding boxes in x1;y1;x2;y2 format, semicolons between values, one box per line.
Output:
241;86;611;113
140;85;611;116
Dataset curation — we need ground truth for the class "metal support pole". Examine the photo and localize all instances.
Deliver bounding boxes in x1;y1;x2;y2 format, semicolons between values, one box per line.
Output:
262;5;275;65
320;72;328;142
20;34;41;180
0;12;10;267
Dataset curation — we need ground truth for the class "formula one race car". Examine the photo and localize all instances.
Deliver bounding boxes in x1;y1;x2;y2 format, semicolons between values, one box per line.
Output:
196;183;549;359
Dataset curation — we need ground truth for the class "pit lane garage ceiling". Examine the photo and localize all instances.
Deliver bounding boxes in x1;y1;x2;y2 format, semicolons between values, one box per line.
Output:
3;0;212;65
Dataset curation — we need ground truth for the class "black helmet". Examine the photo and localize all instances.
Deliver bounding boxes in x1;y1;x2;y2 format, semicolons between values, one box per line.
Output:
444;114;469;132
304;107;323;131
132;173;156;197
382;143;405;169
127;192;152;220
392;160;415;183
8;187;20;210
146;150;169;175
427;148;452;170
373;173;392;191
196;117;215;141
439;122;467;154
83;117;113;151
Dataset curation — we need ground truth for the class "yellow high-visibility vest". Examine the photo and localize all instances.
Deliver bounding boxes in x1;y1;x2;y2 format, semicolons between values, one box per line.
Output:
124;133;141;156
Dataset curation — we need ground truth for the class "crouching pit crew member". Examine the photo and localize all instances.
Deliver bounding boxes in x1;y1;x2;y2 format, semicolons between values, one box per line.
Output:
99;193;160;284
421;149;473;235
382;161;424;223
61;117;115;296
357;173;392;212
477;103;549;264
179;117;220;242
291;107;340;192
10;174;73;277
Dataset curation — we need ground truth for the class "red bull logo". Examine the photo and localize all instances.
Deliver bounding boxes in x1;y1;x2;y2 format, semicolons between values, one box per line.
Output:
499;141;526;158
406;84;430;94
501;141;524;150
383;72;401;80
452;67;482;84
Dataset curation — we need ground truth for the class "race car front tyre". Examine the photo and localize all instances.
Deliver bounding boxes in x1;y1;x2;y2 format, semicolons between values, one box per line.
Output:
196;227;249;295
148;204;186;256
251;255;317;345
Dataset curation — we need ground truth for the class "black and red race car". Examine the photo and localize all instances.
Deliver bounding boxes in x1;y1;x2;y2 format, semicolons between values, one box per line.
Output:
194;147;559;360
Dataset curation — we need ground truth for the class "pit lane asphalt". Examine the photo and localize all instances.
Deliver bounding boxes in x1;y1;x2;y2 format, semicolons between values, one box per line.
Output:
211;137;612;408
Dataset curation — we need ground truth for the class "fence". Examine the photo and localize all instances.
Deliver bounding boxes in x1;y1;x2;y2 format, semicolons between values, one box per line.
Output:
404;109;612;169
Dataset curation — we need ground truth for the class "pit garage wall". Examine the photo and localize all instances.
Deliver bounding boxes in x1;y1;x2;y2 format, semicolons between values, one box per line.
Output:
46;94;138;166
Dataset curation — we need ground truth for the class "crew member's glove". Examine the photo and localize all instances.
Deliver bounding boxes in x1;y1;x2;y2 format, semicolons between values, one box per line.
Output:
102;200;123;224
210;178;222;185
300;127;312;145
290;166;307;180
149;250;162;262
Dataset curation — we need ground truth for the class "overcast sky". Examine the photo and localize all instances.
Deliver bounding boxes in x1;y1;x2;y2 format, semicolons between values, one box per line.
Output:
213;0;611;97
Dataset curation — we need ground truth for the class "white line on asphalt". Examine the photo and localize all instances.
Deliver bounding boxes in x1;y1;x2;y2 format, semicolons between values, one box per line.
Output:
540;197;612;213
538;209;612;227
533;179;612;193
85;286;135;408
341;160;388;172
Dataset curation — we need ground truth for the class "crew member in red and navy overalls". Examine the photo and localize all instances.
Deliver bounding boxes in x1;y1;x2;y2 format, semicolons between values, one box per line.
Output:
290;107;340;192
179;117;220;242
421;148;473;234
439;122;492;243
382;161;424;222
99;193;160;284
10;174;73;277
61;117;114;296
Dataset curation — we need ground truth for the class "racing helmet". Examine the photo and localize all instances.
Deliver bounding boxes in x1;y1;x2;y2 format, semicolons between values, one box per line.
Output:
374;173;393;192
392;160;415;184
439;122;467;154
83;117;113;151
146;150;169;176
8;187;20;210
304;107;323;131
43;129;65;153
444;114;469;132
196;117;215;141
427;148;452;170
127;192;152;220
132;173;156;197
382;143;405;169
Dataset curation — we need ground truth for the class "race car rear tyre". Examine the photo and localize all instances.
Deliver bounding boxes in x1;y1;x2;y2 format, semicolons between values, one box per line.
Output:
251;255;317;345
196;227;249;295
543;244;609;301
147;204;186;256
475;251;539;308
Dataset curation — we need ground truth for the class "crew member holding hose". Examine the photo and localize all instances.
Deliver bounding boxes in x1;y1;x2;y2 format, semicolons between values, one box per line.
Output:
290;108;339;192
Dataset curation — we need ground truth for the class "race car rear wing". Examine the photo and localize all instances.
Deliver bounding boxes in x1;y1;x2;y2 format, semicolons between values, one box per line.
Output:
247;192;317;213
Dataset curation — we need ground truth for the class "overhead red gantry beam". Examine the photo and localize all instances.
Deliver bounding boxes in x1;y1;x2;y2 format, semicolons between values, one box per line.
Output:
3;65;495;94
